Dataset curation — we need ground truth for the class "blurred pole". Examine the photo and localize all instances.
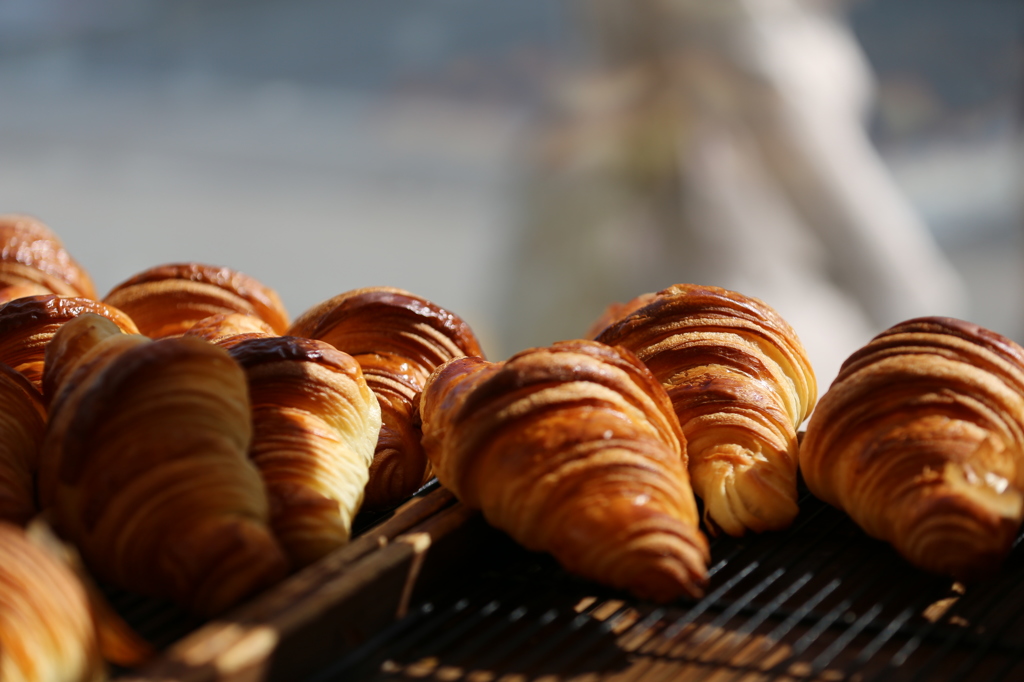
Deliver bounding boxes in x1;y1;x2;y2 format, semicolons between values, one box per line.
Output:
500;0;967;385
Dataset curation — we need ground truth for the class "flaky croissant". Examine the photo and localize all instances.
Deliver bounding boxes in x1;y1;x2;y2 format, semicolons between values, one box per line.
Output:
227;336;382;567
289;286;484;510
800;317;1024;580
40;314;288;616
0;214;96;300
0;295;138;394
0;522;105;682
103;263;289;339
590;284;817;536
419;339;709;602
0;366;46;526
183;312;277;348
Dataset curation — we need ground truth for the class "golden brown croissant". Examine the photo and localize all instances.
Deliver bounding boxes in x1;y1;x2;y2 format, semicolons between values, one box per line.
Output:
0;366;46;526
419;339;709;602
591;284;817;536
103;263;289;339
0;294;139;393
0;522;105;682
800;317;1024;580
288;286;484;511
40;314;289;616
0;214;97;300
183;312;277;348
228;336;381;567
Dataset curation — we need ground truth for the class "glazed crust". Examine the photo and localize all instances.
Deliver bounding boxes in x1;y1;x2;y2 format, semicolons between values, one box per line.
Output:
0;367;46;526
229;336;381;567
289;286;484;510
0;214;96;300
800;317;1024;580
0;294;139;394
103;263;289;338
420;339;709;603
592;284;817;536
40;314;288;616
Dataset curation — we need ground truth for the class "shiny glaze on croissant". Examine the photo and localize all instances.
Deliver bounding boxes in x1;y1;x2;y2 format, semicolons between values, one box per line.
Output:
591;284;817;536
0;295;139;393
289;286;484;511
103;263;289;339
228;336;381;567
0;215;96;300
800;317;1024;580
40;314;288;615
420;339;709;602
0;367;46;526
0;522;104;682
184;312;277;348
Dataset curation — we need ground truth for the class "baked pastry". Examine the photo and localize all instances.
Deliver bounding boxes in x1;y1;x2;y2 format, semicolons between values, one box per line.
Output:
39;314;289;616
183;312;277;348
289;286;484;510
0;522;105;682
800;317;1024;580
0;295;139;393
0;366;46;526
0;214;96;300
228;336;382;567
103;263;289;339
591;284;817;536
419;339;709;602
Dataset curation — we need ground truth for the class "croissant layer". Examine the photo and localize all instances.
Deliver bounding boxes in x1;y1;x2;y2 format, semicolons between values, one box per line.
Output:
0;295;138;392
40;314;288;615
0;522;104;682
0;366;46;526
289;286;484;510
0;214;96;300
800;317;1024;580
103;262;289;338
592;284;816;536
229;335;382;567
420;340;709;602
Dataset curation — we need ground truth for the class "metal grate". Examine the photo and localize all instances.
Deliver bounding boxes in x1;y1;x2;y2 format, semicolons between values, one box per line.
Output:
308;489;1024;682
107;480;446;677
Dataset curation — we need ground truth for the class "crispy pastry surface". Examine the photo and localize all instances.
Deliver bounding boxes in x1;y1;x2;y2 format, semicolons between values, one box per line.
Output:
40;314;288;615
420;339;709;602
0;295;138;394
800;317;1024;580
0;522;104;682
103;263;289;338
0;367;46;526
592;284;817;536
289;286;484;510
184;312;277;348
229;336;381;567
0;214;96;300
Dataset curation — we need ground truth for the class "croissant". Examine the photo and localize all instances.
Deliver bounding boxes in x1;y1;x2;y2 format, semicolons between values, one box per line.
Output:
288;286;484;510
227;336;381;567
40;314;289;615
419;339;709;602
800;317;1024;580
0;214;96;300
0;366;46;525
0;522;104;682
183;312;277;348
590;284;817;536
0;295;139;393
103;263;290;339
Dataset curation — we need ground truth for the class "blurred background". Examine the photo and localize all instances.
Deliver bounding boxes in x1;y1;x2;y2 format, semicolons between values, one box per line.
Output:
0;0;1020;386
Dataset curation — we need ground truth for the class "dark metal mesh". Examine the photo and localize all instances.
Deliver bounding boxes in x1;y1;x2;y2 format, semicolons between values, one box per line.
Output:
310;490;1024;682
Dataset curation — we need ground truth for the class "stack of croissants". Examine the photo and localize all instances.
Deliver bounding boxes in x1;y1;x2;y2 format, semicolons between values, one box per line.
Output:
1;213;1022;680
